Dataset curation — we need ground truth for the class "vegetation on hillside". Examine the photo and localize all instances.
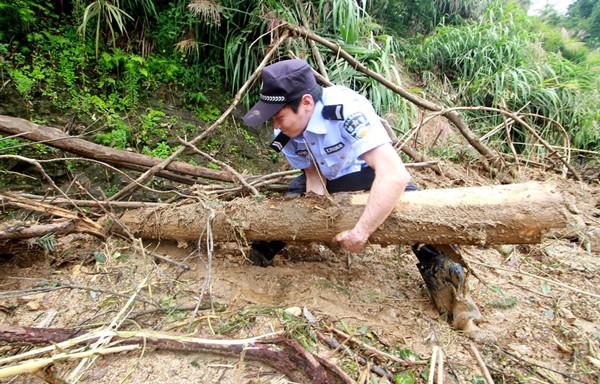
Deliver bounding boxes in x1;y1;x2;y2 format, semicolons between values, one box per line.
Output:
402;3;599;154
539;0;600;48
0;0;598;170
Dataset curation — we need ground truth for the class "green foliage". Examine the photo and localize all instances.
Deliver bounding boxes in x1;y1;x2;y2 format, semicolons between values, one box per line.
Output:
142;142;180;159
96;126;129;149
79;0;133;57
194;104;221;122
1;0;597;165
8;68;36;99
0;137;23;155
152;2;196;54
395;371;417;384
136;108;167;146
565;0;600;48
0;1;56;42
403;1;600;152
321;0;367;43
368;0;492;35
104;184;120;197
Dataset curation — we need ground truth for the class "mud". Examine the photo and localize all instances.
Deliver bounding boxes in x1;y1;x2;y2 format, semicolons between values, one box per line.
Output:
0;180;598;383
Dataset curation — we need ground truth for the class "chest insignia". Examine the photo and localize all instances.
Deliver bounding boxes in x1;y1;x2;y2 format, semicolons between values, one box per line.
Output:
322;104;344;120
295;149;308;157
324;142;345;154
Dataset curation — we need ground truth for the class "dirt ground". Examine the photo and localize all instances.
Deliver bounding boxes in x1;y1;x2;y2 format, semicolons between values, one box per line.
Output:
0;176;599;383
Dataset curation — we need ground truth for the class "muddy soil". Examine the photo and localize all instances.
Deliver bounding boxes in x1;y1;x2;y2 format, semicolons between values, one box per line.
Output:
0;180;599;383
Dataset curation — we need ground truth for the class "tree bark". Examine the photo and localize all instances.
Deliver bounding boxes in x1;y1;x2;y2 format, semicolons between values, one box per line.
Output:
116;182;567;246
0;115;234;183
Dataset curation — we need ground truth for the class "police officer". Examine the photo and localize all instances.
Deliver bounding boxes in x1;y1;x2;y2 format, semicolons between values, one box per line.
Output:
243;59;487;339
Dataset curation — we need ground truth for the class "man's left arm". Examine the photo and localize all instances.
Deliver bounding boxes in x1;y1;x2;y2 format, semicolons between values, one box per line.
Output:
334;143;411;252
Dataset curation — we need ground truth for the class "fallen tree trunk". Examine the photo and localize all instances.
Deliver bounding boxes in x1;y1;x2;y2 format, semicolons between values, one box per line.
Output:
0;115;234;183
116;182;567;245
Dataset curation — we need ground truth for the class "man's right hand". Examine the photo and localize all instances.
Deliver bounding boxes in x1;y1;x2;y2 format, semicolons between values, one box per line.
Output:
334;226;370;253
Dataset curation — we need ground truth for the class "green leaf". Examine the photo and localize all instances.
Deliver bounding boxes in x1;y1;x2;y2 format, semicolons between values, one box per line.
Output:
93;251;106;264
397;348;418;361
395;371;417;384
540;282;552;295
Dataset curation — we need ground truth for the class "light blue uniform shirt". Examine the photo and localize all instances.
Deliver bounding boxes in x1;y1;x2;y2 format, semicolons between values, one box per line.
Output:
277;86;391;180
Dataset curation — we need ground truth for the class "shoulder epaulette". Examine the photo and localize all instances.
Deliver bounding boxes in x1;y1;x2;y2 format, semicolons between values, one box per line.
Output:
270;132;290;152
322;104;344;120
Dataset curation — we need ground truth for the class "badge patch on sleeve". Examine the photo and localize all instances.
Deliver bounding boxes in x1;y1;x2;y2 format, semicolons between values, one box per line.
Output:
343;112;370;140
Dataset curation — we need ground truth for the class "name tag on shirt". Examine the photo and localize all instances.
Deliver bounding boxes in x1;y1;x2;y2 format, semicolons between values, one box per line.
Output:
324;142;345;154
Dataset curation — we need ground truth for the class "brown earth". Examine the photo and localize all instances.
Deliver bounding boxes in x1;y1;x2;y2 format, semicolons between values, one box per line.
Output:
0;173;598;383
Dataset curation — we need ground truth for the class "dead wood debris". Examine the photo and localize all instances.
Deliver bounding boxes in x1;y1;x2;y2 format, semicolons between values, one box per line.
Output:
0;325;347;383
0;192;104;239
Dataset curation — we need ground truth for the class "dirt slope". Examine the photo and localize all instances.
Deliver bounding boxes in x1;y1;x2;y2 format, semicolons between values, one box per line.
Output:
0;179;598;383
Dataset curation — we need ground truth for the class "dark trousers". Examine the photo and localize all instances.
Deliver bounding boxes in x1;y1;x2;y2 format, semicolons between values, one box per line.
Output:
288;166;417;195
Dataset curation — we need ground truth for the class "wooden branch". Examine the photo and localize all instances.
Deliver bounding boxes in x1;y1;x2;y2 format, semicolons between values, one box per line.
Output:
0;220;75;240
327;327;418;366
314;355;356;384
428;346;439;384
316;330;394;381
178;138;260;196
0;326;344;383
0;345;140;379
283;23;508;178
410;106;583;181
299;4;329;81
16;194;169;209
107;160;201;185
468;259;600;300
437;348;445;384
0;280;159;307
467;344;494;384
0;115;233;183
115;182;567;246
0;192;104;238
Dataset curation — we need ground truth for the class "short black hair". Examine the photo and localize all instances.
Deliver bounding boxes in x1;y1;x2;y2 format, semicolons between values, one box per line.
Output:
287;85;323;113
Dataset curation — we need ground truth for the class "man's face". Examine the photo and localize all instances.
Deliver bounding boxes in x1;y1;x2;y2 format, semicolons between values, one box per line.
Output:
272;95;314;138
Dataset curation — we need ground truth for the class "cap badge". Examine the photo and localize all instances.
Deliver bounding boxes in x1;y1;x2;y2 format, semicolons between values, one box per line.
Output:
260;94;286;103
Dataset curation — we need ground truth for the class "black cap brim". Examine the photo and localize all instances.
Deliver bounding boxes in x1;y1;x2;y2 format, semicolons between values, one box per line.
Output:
242;101;284;129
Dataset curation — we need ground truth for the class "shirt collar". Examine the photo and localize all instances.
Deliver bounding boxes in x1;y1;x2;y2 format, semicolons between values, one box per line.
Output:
304;100;327;135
